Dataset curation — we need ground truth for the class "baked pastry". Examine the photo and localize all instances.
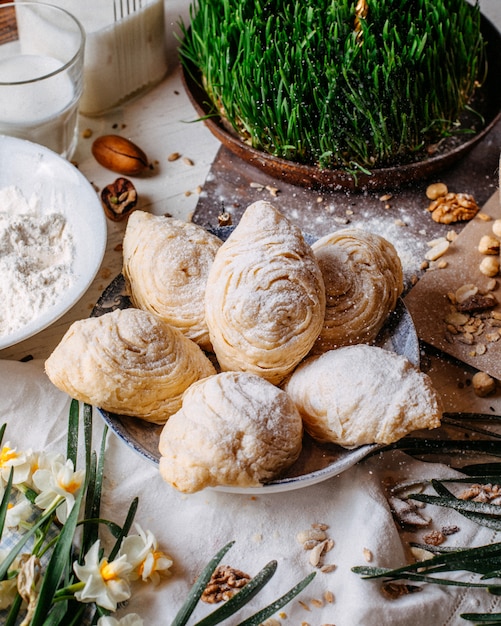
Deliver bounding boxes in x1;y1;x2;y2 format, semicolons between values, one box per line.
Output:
205;201;326;385
311;228;403;352
122;211;222;351
284;344;442;447
158;371;303;493
45;308;216;424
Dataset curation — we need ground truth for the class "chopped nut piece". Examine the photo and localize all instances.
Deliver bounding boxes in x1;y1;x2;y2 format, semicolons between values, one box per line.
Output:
472;371;496;397
424;239;449;261
492;219;501;238
363;548;373;562
441;525;460;536
167;152;181;161
444;311;469;326
382;582;422;599
423;530;445;546
456;293;497;312
324;590;335;603
426;182;448;200
100;177;138;221
182;157;194;166
312;523;329;531
427;192;479;224
309;540;328;567
477;212;492;221
201;565;251;604
320;564;337;573
455;284;478;303
297;529;327;544
217;212;232;227
479;256;500;278
379;193;392;202
478;234;500;255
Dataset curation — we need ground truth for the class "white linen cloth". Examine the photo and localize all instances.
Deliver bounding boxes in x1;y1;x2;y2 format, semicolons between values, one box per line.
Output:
1;358;500;626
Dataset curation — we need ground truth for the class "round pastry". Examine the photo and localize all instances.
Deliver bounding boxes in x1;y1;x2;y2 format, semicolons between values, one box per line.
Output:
311;228;403;353
284;344;442;447
205;201;326;385
45;308;216;424
158;371;303;493
122;210;222;351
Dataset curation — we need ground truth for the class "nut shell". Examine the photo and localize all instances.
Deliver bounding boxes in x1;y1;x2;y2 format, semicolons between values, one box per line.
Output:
91;134;149;175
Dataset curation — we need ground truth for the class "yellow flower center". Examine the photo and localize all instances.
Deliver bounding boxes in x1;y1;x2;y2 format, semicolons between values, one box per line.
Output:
100;560;119;582
0;446;18;467
58;475;82;495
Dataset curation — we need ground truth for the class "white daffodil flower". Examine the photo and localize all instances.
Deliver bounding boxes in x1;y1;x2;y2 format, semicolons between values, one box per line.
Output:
73;541;132;612
0;442;32;486
119;524;173;585
6;494;33;529
97;614;144;626
32;457;85;523
25;450;66;489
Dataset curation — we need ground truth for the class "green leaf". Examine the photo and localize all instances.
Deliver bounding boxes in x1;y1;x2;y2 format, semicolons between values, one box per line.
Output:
66;399;80;467
0;467;14;542
172;541;235;626
238;571;316;626
30;486;85;626
194;560;278;626
107;496;139;562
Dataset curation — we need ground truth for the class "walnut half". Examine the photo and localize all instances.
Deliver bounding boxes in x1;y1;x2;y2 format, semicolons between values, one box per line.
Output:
427;192;479;224
201;565;251;604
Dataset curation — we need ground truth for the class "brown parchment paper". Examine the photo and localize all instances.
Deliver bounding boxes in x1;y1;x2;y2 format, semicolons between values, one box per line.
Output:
405;190;501;379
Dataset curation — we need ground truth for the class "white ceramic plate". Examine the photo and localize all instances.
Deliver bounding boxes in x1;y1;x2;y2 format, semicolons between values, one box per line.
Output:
0;135;107;350
93;225;420;494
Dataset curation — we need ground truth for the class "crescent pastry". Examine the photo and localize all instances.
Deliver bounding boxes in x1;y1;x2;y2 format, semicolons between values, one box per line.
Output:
284;344;442;447
205;201;326;385
311;228;403;353
122;211;222;351
45;308;216;424
158;371;303;493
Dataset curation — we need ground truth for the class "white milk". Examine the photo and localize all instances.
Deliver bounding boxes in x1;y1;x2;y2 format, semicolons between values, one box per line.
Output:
0;54;78;156
46;0;168;116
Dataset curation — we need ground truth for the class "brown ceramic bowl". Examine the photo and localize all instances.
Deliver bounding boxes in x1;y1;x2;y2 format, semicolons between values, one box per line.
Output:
181;13;501;191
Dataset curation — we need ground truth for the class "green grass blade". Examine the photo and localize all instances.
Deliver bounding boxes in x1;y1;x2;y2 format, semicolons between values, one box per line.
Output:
66;399;80;467
172;541;235;626
0;467;14;541
194;560;278;626
107;497;139;561
29;487;85;626
237;572;316;626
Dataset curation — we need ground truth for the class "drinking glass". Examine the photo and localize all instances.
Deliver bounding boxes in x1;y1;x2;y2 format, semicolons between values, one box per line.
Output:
0;2;85;159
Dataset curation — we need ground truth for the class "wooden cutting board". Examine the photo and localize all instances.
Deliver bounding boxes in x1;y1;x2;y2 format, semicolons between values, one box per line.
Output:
405;191;501;379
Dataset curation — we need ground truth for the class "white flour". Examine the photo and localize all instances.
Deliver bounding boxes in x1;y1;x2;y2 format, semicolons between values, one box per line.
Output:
0;185;75;337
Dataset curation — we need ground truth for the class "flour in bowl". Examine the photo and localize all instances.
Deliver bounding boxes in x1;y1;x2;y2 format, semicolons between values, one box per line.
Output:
0;185;75;337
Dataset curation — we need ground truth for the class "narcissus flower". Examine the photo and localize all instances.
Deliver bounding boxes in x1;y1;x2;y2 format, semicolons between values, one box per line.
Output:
32;458;85;523
119;524;173;585
73;541;132;611
0;442;32;487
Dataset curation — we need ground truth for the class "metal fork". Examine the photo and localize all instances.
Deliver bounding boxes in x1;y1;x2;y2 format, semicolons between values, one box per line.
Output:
113;0;143;21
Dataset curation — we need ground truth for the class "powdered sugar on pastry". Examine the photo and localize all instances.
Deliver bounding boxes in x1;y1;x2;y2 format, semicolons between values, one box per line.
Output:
122;211;222;352
311;228;403;353
45;308;216;424
158;371;303;493
205;201;326;384
284;344;442;447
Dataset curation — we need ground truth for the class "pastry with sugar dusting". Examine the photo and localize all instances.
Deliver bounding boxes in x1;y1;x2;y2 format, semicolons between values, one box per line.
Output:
122;210;222;352
284;344;442;447
311;228;403;353
205;200;326;385
45;308;216;424
158;371;303;493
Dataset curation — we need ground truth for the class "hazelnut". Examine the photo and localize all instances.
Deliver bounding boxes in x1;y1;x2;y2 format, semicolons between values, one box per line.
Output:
472;371;496;397
92;134;149;175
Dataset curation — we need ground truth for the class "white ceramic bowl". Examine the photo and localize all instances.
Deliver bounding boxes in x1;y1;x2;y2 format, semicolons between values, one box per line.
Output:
0;135;107;349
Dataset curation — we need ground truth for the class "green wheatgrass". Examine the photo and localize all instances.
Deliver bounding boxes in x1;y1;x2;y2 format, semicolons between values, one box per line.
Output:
180;0;486;174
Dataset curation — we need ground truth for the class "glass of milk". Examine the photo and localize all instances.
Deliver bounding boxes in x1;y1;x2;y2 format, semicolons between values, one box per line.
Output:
36;0;168;116
0;2;85;159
